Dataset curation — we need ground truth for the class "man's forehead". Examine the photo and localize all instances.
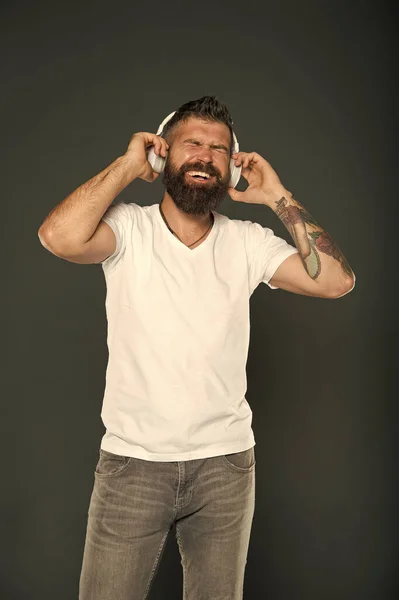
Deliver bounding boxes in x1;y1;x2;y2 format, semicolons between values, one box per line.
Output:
174;118;230;143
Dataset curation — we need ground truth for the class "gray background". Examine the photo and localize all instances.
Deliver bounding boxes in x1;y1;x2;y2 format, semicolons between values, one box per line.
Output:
2;0;395;598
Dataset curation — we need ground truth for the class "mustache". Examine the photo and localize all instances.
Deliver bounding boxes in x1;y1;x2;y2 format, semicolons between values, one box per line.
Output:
181;162;220;178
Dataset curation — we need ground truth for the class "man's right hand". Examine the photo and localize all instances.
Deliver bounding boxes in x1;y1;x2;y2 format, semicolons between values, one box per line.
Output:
125;132;169;183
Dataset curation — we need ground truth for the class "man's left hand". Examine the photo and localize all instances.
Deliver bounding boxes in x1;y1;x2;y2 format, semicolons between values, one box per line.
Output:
227;151;287;206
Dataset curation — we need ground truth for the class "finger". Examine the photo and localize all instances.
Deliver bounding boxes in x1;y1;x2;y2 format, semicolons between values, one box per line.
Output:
155;135;162;154
234;152;259;166
157;141;166;157
145;134;158;150
155;136;168;157
238;152;255;168
228;187;245;202
232;151;247;166
153;137;162;155
243;154;254;169
238;154;248;169
243;153;258;169
161;138;169;157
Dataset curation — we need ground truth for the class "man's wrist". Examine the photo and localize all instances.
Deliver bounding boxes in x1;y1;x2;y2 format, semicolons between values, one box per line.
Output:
262;185;293;208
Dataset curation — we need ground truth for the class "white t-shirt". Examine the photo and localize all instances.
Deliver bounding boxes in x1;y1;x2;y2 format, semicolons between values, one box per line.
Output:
99;201;298;462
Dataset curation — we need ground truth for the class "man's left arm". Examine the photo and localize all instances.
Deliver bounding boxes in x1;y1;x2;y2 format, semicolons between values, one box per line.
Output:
266;189;355;298
228;151;355;299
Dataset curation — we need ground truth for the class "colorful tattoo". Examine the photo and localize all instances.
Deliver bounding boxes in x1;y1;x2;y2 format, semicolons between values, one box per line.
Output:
275;196;352;280
308;231;353;277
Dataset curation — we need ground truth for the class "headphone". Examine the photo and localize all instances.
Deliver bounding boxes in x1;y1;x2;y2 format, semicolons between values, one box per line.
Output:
146;111;242;189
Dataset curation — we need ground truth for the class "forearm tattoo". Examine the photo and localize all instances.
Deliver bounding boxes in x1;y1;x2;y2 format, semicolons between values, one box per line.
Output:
275;196;353;279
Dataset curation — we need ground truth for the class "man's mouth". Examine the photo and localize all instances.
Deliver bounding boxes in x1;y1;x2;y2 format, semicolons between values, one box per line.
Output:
186;170;215;183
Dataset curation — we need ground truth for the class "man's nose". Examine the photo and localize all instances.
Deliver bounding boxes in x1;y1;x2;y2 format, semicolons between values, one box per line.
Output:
195;146;213;162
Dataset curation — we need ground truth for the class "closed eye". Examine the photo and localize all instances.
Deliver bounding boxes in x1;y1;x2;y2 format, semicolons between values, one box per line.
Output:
184;139;228;153
185;140;227;154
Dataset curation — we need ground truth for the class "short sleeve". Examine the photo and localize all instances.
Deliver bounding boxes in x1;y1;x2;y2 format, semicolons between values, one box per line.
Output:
246;221;298;292
101;201;133;271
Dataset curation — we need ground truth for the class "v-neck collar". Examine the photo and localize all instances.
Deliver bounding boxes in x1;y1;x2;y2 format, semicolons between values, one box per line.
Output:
154;203;219;255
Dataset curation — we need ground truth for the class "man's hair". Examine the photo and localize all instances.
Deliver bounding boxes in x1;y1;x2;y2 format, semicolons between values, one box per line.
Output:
162;95;235;153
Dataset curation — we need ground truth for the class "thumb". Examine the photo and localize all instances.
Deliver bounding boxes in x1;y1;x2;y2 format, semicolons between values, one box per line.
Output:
227;187;245;202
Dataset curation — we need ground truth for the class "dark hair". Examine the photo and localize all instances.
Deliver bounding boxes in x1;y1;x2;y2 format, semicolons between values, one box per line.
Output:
162;95;235;153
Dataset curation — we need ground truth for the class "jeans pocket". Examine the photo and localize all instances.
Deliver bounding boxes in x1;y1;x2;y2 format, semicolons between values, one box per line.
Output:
220;447;256;474
95;449;132;478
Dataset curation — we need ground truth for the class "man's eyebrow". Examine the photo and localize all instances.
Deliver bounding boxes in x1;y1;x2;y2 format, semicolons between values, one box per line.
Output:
183;138;229;152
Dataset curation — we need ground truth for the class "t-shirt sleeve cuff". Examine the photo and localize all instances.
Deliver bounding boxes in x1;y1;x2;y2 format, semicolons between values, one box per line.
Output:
101;215;122;265
263;247;299;289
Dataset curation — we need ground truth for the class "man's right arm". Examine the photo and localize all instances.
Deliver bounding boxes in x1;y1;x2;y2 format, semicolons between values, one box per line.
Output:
38;154;140;263
38;132;168;264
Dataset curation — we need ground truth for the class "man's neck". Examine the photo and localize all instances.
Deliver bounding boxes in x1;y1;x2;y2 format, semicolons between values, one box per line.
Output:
160;193;212;238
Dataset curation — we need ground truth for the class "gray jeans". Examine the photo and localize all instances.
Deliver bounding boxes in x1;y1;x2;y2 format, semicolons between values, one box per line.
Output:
79;446;256;600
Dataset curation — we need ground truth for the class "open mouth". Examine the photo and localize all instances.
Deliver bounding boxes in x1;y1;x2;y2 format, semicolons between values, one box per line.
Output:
186;171;215;183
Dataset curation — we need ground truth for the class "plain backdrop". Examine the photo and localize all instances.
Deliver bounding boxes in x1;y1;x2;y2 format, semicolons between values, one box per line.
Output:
2;0;396;598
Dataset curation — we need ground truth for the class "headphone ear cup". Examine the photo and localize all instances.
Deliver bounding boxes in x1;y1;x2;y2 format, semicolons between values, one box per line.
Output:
147;146;167;174
229;159;242;189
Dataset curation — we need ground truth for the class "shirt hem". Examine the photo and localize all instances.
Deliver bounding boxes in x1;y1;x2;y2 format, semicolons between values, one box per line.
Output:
100;434;256;462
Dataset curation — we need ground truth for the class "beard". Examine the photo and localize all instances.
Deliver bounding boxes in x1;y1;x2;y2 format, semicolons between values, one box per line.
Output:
161;156;230;216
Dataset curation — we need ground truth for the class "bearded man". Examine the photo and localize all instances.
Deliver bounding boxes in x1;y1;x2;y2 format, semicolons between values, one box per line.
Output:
38;95;355;600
